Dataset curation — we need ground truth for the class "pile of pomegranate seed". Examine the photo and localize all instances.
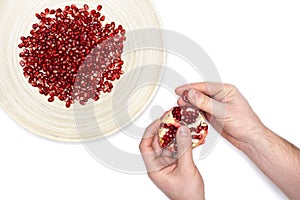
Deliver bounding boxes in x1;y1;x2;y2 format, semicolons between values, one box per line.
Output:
158;106;208;152
18;4;126;108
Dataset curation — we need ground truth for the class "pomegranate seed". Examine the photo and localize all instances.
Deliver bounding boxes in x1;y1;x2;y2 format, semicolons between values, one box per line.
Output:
97;5;102;11
32;23;38;29
83;4;89;10
18;43;25;48
20;60;25;67
66;101;71;108
48;97;54;102
41;12;46;18
182;90;190;103
18;4;126;108
91;9;96;15
44;8;50;14
35;13;41;19
94;12;100;18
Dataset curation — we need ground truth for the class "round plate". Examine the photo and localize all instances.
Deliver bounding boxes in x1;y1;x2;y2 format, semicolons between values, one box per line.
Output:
0;0;165;142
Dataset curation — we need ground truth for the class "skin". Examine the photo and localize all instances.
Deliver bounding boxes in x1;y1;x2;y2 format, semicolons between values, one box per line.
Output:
139;82;300;200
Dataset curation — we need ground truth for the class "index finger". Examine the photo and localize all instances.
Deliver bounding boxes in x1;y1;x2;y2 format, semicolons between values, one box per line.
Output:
139;119;161;154
139;119;162;172
175;82;225;97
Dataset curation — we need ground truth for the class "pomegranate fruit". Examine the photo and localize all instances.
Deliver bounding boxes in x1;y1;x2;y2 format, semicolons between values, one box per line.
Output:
158;106;208;152
18;4;126;108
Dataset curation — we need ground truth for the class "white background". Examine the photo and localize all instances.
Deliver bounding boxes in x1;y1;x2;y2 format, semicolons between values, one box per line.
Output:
1;0;300;199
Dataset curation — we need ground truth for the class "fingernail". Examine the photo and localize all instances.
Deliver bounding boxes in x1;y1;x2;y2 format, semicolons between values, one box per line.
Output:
179;126;188;136
188;89;196;100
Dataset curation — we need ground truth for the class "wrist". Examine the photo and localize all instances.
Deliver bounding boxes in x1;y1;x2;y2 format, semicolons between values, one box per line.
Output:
238;125;272;154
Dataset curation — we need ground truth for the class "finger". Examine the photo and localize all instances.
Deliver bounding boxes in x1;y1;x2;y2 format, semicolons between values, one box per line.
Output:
152;135;162;157
160;156;177;167
208;115;225;134
139;119;161;154
175;83;193;95
204;112;213;123
161;149;174;158
140;120;162;172
142;152;163;172
177;97;189;106
208;120;241;148
148;163;177;181
175;82;225;97
203;112;222;133
188;89;226;118
176;126;194;171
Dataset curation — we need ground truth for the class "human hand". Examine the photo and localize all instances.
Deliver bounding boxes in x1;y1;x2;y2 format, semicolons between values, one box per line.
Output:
139;120;205;200
176;83;266;150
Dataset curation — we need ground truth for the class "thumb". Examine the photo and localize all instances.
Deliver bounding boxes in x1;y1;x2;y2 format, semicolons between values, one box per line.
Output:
188;89;225;118
176;126;194;170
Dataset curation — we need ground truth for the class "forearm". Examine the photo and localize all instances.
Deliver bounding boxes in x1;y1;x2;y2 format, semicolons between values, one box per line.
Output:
241;127;300;199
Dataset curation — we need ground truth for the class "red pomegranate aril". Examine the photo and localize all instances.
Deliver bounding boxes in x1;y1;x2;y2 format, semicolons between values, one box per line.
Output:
182;90;190;103
83;4;89;10
94;95;100;101
100;16;105;21
50;9;55;14
20;61;25;67
121;29;126;35
90;9;96;15
32;23;38;29
71;4;76;10
48;97;54;102
35;13;41;19
80;100;86;105
95;12;100;18
97;5;102;11
40;12;46;18
18;43;24;48
56;8;62;13
192;134;203;140
66;101;70;108
45;8;50;14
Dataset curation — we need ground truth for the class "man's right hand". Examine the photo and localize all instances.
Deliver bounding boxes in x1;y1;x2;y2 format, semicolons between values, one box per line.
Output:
176;82;300;199
176;82;266;150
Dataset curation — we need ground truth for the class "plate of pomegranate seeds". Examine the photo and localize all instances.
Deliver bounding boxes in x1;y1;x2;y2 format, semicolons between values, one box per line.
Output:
0;0;165;142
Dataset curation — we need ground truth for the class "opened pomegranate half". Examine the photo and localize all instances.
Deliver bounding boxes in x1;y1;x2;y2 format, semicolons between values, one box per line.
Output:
158;106;208;152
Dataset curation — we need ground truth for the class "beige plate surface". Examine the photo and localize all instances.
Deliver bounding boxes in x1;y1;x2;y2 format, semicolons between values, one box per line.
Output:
0;0;166;142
